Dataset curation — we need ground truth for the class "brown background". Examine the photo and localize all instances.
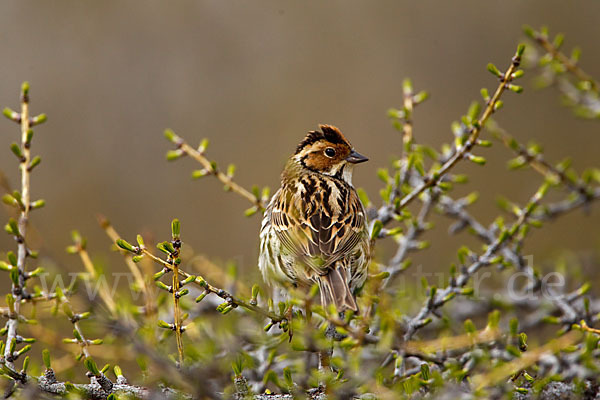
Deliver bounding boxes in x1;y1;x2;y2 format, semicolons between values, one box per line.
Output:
0;1;598;283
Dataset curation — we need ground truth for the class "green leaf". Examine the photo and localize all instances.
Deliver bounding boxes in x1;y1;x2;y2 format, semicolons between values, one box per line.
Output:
198;138;209;153
171;219;180;238
31;113;47;126
467;154;486;165
487;63;503;78
116;239;136;253
244;207;258;217
420;363;430;381
42;349;52;369
30;199;46;209
157;320;172;329
7;251;17;266
507;84;524;93
28;156;41;171
226;164;236;177
192;169;209;179
370;220;383;240
84;358;101;376
163;129;178;143
195;292;208;303
21;81;30;97
0;261;12;271
2;107;19;122
10;143;23;160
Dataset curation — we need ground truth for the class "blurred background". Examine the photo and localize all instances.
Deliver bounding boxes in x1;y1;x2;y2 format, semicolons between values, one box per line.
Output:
0;1;599;285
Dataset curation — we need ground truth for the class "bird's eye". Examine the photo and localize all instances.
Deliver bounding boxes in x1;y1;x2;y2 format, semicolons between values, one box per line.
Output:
325;148;336;157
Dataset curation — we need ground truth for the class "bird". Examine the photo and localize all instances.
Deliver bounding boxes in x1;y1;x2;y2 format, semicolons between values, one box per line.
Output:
259;124;371;314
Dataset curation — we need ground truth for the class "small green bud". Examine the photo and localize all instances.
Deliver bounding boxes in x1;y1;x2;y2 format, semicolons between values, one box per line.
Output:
163;129;178;143
21;82;30;97
153;269;167;281
30;199;46;209
192;169;209;179
171;219;180;238
467;154;487;165
244;206;258;217
155;281;171;292
413;90;429;104
31;113;47;126
6;294;15;313
10;270;19;286
181;275;195;286
157;320;172;329
25;129;34;145
84;358;101;376
195;292;208;303
198;138;209;153
518;332;528;351
467;101;481;121
28;156;41;171
487;310;500;329
22;355;30;372
195;276;207;288
522;25;535;38
10;143;23;160
116;239;136;253
251;284;260;301
507;84;524;93
420;363;430;381
16;344;32;357
27;267;45;277
511;70;524;79
226;164;236;177
480;88;490;102
370;220;383;240
7;251;17;266
2;108;19;122
156;241;175;255
487;63;503;78
166;149;183;161
0;261;12;271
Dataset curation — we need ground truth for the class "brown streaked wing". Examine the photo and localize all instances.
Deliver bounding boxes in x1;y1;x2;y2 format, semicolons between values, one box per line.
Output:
273;179;366;275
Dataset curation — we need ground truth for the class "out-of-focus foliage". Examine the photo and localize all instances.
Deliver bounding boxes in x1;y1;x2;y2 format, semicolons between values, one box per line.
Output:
0;26;599;399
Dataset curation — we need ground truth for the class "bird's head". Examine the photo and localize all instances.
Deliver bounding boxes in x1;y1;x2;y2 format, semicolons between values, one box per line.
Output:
291;125;368;184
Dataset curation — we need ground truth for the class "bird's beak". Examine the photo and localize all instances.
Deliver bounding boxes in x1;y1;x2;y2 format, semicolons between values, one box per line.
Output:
346;150;369;164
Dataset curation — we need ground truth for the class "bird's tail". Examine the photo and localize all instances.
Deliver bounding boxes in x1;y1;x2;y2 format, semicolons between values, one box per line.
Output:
318;265;358;313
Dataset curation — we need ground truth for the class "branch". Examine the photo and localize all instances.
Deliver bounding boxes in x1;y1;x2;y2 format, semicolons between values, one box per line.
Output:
390;44;525;214
164;129;267;215
404;182;548;340
524;26;599;91
115;236;285;323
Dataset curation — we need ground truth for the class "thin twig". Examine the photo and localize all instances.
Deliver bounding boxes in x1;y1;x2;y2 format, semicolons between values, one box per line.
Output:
98;215;154;316
527;28;599;91
404;181;546;340
4;83;32;369
384;45;524;218
165;130;265;211
139;247;284;322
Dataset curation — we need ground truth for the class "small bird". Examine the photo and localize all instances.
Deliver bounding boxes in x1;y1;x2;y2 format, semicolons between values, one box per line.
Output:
259;124;371;313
